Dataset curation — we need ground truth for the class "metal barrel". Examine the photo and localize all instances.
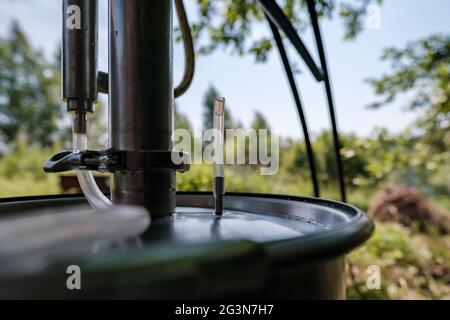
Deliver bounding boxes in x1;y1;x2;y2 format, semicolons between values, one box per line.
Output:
0;193;374;299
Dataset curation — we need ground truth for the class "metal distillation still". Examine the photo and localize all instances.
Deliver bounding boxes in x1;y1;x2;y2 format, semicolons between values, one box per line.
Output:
0;0;373;299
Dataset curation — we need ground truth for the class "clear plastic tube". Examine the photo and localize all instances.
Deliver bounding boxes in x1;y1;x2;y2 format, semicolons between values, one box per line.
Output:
73;133;112;210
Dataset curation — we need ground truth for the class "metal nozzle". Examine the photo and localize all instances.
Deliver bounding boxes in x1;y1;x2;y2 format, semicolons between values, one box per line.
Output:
73;112;88;134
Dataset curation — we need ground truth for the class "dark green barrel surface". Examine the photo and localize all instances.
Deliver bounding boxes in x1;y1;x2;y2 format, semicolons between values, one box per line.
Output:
0;193;373;299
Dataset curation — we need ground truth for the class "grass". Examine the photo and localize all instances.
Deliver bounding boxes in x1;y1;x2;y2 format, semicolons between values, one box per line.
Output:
347;222;450;300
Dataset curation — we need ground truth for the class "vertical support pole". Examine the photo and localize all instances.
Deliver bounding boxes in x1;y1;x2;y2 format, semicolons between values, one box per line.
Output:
109;0;175;215
306;0;347;202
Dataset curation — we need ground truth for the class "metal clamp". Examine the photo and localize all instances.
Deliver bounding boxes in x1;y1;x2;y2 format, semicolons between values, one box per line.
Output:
44;149;190;173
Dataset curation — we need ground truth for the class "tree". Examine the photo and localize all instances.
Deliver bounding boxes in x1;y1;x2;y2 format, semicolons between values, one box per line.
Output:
366;34;450;188
186;0;383;61
285;131;370;187
174;103;192;131
0;22;64;149
251;111;271;130
250;111;272;162
367;34;450;116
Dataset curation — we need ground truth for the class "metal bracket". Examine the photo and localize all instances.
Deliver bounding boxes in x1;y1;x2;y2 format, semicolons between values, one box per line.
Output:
44;149;190;174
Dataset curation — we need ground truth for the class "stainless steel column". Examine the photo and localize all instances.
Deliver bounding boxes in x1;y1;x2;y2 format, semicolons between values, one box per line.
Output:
109;0;175;216
62;0;98;134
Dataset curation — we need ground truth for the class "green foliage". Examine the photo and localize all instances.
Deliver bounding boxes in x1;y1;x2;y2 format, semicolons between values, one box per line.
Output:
367;34;450;114
361;128;449;195
282;127;449;200
175;103;193;131
186;0;383;61
177;164;213;192
250;111;270;130
284;131;371;188
348;222;450;299
177;164;274;194
0;21;64;148
339;0;383;40
366;34;450;177
0;138;60;197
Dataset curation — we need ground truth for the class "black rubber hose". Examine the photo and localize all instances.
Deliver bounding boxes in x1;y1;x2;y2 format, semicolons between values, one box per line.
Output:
174;0;195;98
306;0;347;202
267;17;320;198
258;0;323;81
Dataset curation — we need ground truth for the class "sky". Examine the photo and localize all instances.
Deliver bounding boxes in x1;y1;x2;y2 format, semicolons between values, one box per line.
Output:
0;0;449;139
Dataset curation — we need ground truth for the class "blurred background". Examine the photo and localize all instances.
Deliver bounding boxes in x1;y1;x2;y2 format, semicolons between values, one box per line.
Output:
0;0;448;299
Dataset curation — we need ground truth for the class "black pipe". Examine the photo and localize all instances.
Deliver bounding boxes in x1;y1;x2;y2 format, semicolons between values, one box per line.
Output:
174;0;195;98
62;0;98;134
268;18;320;198
258;0;323;82
306;0;347;202
109;0;175;215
